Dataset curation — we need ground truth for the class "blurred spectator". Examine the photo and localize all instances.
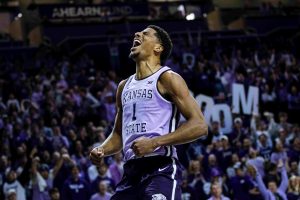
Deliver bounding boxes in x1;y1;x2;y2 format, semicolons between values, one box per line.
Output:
218;135;235;170
30;151;65;200
62;165;90;200
226;154;240;178
288;138;300;163
3;170;26;200
230;118;247;148
189;160;207;199
207;181;230;200
52;126;69;151
48;188;60;200
256;131;272;159
108;153;124;185
208;121;223;144
229;163;254;200
270;140;288;164
90;181;112;200
181;175;197;200
5;189;17;200
71;140;89;171
91;162;115;194
287;176;300;200
249;160;288;200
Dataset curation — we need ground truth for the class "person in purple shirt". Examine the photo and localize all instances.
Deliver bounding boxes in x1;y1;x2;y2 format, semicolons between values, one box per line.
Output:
90;181;112;200
229;163;255;200
257;131;272;159
248;159;288;200
108;153;124;185
62;165;90;200
218;135;235;170
203;154;223;181
91;162;115;194
229;118;247;148
287;175;300;200
270;140;288;164
288;137;300;163
31;152;65;200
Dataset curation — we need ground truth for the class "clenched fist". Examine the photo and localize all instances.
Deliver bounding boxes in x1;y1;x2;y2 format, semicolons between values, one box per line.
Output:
89;146;104;166
131;137;157;157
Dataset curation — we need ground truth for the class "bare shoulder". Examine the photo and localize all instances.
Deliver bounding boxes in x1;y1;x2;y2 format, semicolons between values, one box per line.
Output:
159;70;182;81
116;78;128;107
118;78;128;90
158;70;189;97
116;78;129;95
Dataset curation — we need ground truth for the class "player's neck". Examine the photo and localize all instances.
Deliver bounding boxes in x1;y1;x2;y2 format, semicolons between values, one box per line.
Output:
135;59;161;80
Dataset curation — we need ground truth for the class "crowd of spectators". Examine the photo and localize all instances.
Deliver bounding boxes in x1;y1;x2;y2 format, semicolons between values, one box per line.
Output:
0;33;299;200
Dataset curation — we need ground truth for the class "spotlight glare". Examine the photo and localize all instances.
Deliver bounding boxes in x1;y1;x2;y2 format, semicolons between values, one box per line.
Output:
186;13;195;21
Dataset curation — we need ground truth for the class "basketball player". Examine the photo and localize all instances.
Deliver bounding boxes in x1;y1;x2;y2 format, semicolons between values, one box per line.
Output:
90;25;208;200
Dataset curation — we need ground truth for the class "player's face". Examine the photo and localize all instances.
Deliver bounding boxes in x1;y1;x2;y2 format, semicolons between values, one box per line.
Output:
129;28;161;61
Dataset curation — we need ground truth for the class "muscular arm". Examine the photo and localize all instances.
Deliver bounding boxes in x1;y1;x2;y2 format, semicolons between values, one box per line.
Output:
131;71;207;156
89;80;125;164
153;71;208;147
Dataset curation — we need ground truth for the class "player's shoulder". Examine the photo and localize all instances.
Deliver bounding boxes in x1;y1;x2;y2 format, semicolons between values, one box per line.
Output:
160;68;182;81
116;78;129;97
158;68;188;96
159;68;186;87
117;77;130;89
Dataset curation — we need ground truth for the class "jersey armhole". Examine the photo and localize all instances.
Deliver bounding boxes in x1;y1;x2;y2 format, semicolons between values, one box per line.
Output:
120;76;131;107
155;69;173;104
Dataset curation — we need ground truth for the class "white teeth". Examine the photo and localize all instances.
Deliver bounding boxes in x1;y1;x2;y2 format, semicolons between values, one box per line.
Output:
133;39;141;47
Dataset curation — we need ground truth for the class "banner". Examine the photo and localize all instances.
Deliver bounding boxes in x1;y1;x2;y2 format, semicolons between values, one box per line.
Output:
38;3;149;22
195;83;259;134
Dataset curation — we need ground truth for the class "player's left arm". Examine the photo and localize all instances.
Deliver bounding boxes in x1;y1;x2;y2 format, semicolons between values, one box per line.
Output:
131;71;208;156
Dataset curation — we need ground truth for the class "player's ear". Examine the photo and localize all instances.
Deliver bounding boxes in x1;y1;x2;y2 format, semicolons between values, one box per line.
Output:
154;44;163;54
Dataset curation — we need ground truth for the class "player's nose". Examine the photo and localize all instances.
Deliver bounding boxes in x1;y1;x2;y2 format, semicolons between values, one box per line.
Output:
134;32;141;38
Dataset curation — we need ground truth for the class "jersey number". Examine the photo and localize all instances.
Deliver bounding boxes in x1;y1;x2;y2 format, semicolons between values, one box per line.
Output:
132;103;137;121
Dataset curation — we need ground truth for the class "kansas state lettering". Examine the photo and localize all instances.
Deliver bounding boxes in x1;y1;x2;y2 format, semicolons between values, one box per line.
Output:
125;122;147;135
121;67;179;161
123;89;153;103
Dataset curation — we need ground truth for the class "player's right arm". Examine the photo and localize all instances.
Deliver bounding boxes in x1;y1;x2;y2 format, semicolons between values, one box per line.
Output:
89;79;126;166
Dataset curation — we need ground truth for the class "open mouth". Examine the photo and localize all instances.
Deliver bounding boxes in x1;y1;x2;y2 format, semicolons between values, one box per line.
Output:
132;39;142;47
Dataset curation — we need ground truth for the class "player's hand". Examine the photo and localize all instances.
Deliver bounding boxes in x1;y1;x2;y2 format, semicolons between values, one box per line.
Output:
89;146;104;166
131;137;156;157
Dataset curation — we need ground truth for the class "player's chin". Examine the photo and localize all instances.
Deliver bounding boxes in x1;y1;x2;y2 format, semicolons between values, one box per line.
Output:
129;51;139;59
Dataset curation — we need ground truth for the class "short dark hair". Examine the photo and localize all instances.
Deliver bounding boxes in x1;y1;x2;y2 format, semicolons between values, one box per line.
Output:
147;25;173;64
49;187;59;195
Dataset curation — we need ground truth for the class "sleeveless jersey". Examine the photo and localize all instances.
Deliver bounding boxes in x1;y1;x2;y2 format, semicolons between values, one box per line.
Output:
121;66;180;161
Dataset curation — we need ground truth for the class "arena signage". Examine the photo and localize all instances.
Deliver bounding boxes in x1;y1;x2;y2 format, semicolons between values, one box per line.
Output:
39;3;149;21
195;83;259;134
